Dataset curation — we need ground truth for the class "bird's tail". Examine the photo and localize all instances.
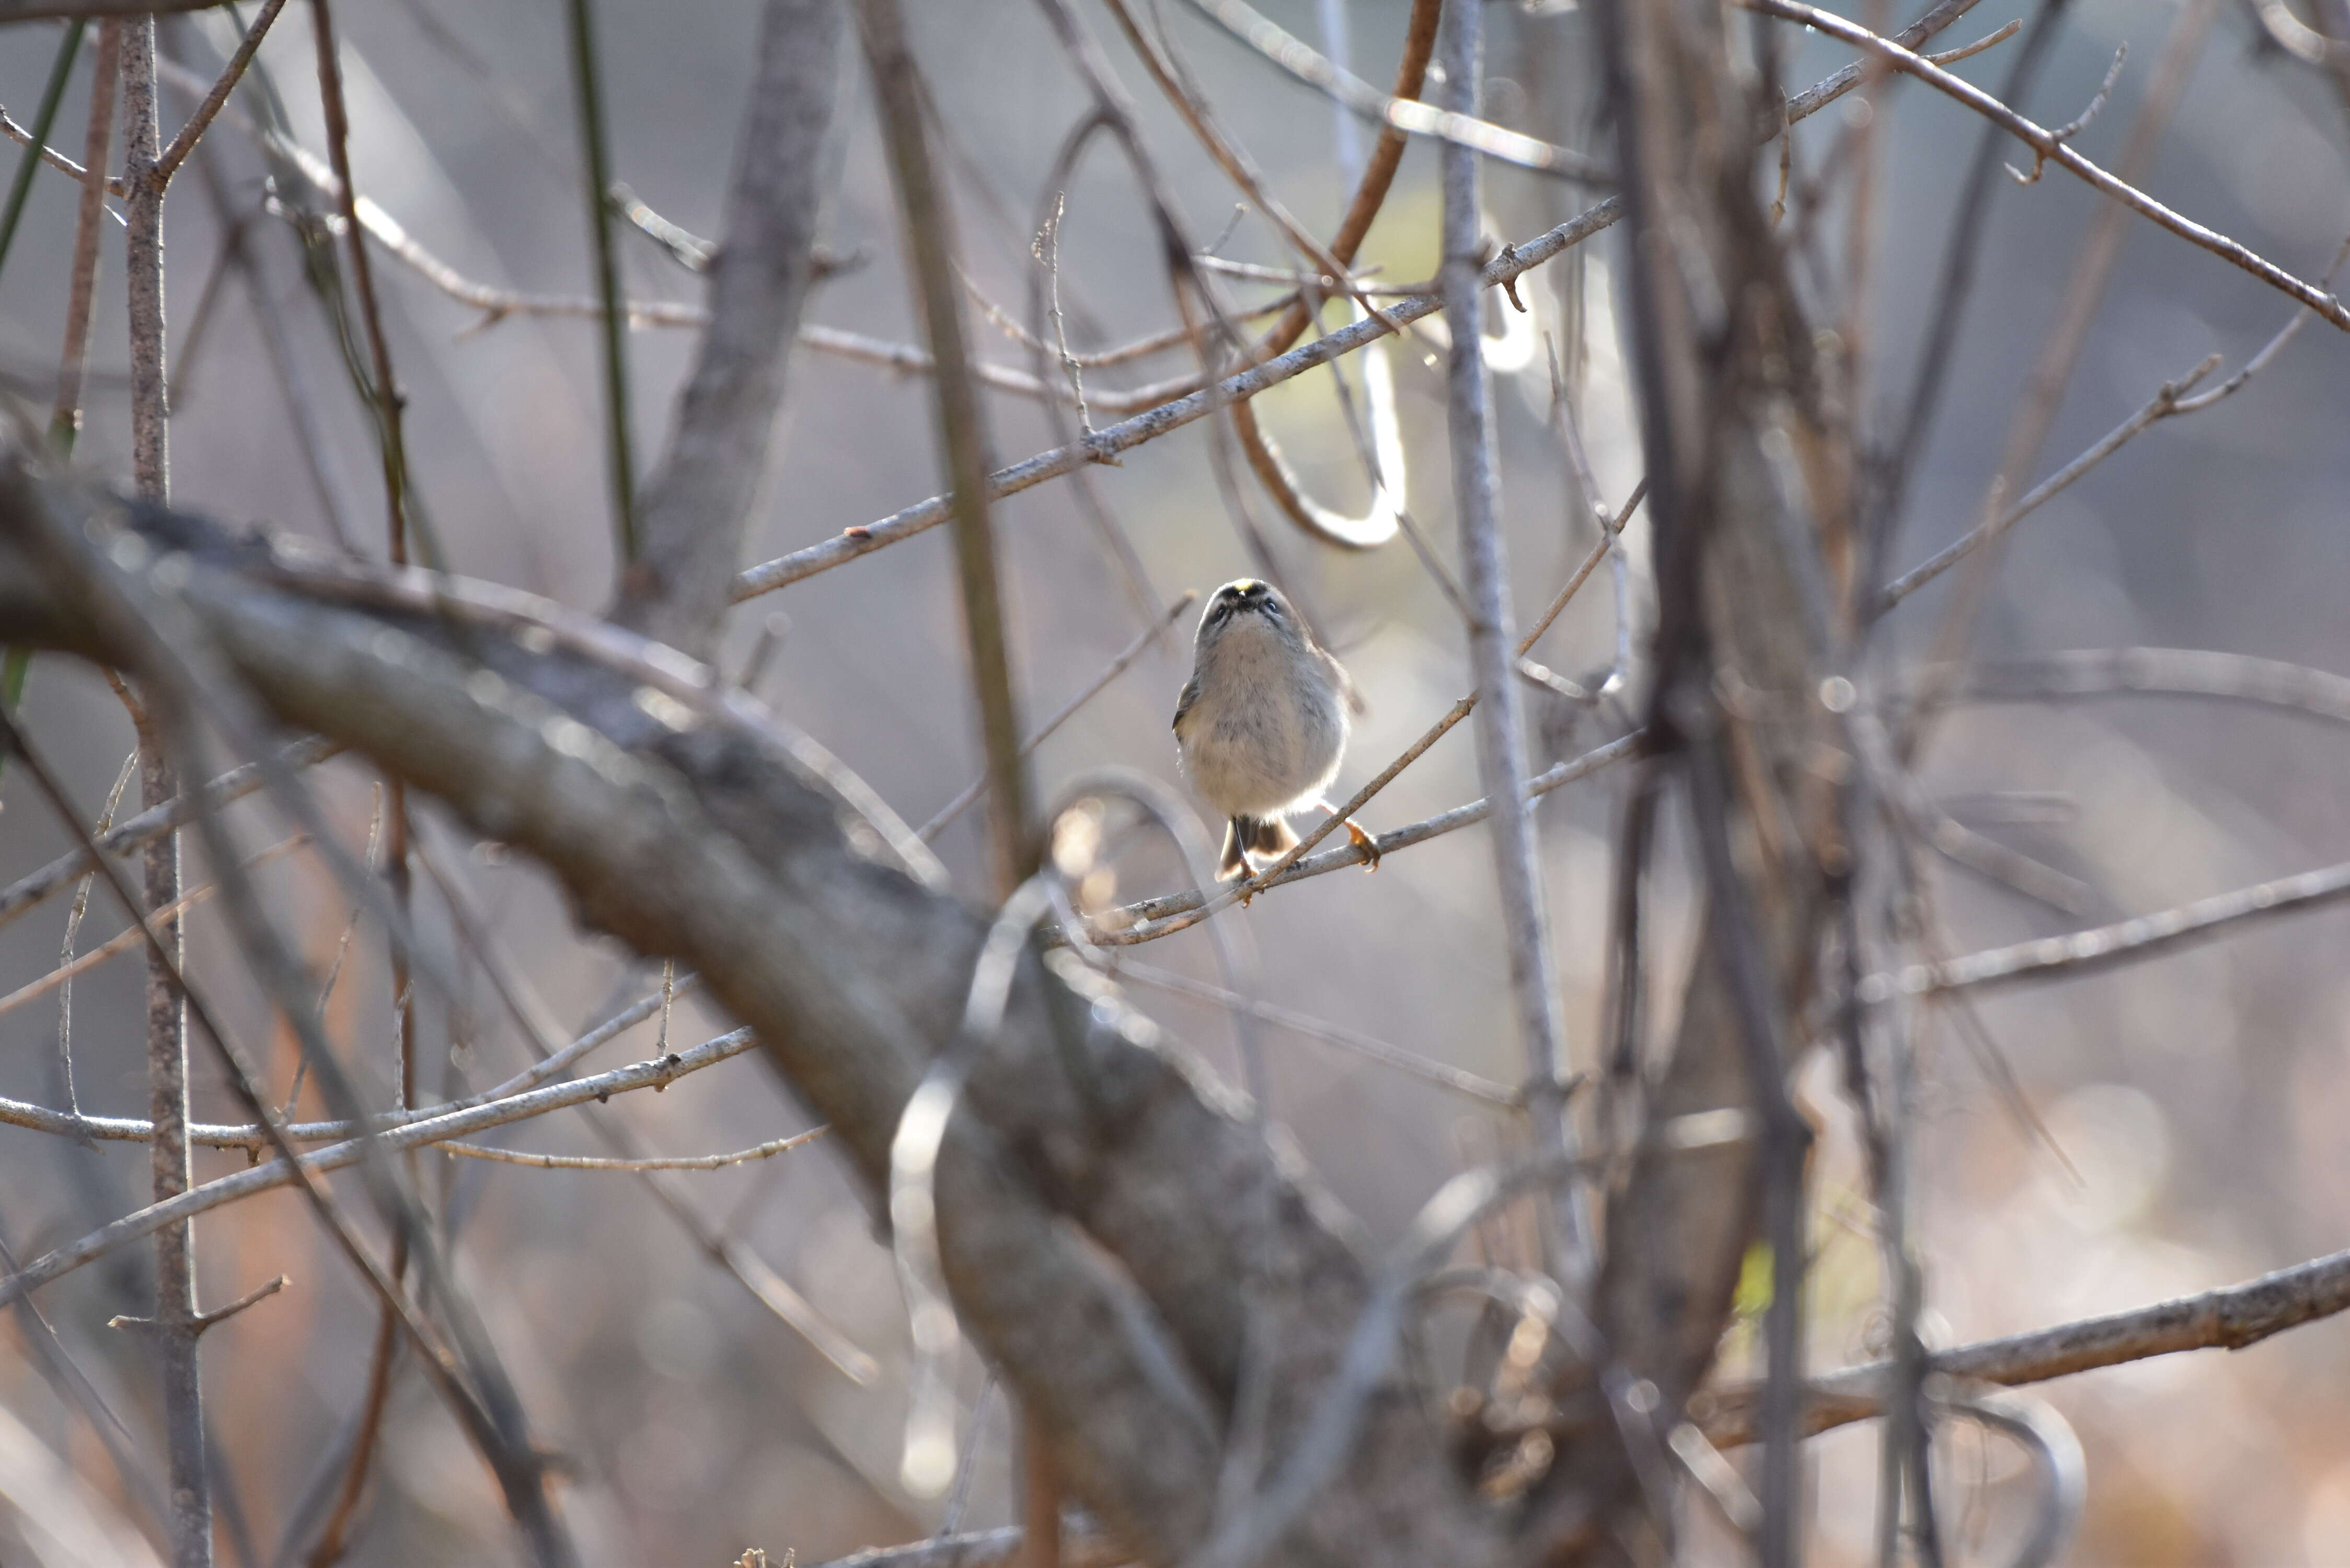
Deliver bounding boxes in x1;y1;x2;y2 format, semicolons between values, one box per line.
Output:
1218;814;1298;881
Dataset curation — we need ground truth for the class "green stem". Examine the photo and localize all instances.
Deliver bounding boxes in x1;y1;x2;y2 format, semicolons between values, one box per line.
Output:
0;21;87;282
565;0;636;564
0;651;30;811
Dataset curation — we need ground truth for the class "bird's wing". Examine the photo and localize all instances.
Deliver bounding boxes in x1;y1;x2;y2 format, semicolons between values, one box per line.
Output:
1172;675;1200;730
1321;650;1367;717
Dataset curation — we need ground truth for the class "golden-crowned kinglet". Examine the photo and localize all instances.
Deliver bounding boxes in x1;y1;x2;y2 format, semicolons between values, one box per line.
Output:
1172;579;1380;881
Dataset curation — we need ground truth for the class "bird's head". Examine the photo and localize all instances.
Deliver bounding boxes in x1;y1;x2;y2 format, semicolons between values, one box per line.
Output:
1196;578;1296;649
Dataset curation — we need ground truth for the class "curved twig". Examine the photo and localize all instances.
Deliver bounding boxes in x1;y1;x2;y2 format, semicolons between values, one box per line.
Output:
1908;646;2350;727
891;876;1060;1496
1231;310;1407;548
1932;1385;2084;1568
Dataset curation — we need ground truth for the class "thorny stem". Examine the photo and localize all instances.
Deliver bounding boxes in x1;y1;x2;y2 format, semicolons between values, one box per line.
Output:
119;21;217;1565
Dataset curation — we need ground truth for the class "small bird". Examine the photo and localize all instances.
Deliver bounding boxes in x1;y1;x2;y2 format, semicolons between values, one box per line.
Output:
1173;578;1380;882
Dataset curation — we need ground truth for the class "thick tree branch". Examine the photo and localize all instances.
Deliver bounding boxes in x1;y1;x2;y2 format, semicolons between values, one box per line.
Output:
1548;0;1846;1553
0;439;1495;1568
608;0;845;659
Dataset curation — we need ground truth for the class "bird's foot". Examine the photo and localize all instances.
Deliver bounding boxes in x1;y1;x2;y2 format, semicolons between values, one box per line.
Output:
1317;800;1380;870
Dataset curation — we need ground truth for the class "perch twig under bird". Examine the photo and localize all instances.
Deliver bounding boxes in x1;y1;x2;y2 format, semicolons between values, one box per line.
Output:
1173;579;1380;882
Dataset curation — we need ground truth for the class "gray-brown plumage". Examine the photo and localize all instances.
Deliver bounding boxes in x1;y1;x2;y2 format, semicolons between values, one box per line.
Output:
1172;579;1379;881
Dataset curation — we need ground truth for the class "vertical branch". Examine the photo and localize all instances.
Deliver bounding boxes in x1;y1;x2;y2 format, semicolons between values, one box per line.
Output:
609;0;847;660
54;21;121;454
859;0;1032;893
133;713;213;1568
1565;0;1844;1556
1685;737;1814;1568
122;22;212;1568
4;21;95;790
1435;0;1586;1275
563;0;637;565
859;7;1043;1560
299;57;432;1556
123;21;169;499
305;817;414;1568
308;0;412;566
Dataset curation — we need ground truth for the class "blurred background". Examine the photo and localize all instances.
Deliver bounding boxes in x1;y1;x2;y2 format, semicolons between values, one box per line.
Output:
2;0;2348;1562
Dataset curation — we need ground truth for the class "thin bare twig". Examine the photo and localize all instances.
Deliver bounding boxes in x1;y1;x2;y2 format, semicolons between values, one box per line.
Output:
1744;0;2349;327
1099;0;1407;342
1927;18;2020;64
919;592;1195;841
148;0;283;187
1698;1246;2350;1446
1882;228;2346;610
0;981;697;1152
310;0;414;566
0;97;126;198
2004;42;2127;187
0;833;310;1022
0;737;339;934
1112;961;1517;1105
440;1124;829;1171
1912;646;2350;727
1863;855;2350;1000
1176;0;1608;179
722;198;1641;599
0;1030;766;1308
1905;0;2220;782
801;1521;1126;1568
411;830;877;1383
1067;730;1645;947
53;748;136;1127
